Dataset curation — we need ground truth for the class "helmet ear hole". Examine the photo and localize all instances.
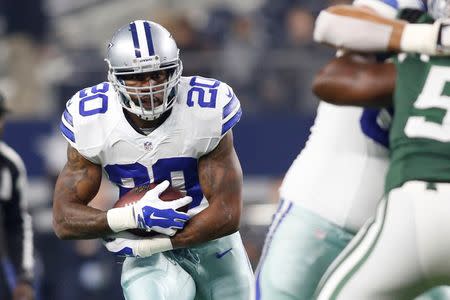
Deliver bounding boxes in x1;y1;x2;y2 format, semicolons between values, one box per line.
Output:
165;65;177;76
105;20;182;120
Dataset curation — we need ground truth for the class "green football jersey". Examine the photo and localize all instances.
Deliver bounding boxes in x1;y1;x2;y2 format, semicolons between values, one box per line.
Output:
385;54;450;192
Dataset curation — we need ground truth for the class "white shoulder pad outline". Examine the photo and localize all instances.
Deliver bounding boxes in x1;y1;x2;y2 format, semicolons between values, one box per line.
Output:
353;0;425;19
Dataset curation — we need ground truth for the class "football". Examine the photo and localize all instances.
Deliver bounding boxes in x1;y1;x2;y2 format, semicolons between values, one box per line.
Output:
114;182;187;237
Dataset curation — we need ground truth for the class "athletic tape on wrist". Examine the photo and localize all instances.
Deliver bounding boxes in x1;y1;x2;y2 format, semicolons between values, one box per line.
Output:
401;23;437;55
314;11;392;51
106;206;136;233
137;236;173;257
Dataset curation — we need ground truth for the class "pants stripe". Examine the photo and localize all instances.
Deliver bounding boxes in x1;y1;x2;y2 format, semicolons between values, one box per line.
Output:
255;199;293;300
317;197;388;299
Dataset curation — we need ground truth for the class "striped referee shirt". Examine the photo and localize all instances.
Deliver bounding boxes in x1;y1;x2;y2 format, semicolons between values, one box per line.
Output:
0;141;33;288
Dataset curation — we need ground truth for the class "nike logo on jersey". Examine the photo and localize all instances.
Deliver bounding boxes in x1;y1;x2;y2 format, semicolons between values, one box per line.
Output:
149;212;168;220
226;88;233;98
215;248;233;259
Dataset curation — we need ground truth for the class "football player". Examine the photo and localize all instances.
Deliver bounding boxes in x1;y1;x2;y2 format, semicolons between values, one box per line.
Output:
255;1;450;299
313;1;450;299
254;58;393;300
52;20;253;300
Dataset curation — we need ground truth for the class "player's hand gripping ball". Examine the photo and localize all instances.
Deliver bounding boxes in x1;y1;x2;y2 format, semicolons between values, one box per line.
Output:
114;182;190;237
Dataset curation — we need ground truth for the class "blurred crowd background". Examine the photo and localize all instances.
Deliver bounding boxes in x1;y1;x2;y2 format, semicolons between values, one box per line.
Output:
0;0;350;299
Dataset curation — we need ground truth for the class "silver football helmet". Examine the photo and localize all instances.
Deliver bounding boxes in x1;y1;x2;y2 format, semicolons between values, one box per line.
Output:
428;0;450;19
105;20;183;120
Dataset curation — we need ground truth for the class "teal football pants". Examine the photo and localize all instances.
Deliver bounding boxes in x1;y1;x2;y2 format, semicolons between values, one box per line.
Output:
255;199;450;300
121;232;254;300
255;200;353;300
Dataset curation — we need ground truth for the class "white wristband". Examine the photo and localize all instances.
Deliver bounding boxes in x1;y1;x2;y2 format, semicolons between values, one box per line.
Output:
106;206;135;232
401;23;437;55
137;236;173;257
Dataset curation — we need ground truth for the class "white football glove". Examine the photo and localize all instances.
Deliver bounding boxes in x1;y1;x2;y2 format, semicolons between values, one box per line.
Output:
102;232;173;258
107;180;192;236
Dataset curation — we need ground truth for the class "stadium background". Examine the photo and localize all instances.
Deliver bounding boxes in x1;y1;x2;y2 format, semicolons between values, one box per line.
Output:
0;0;349;298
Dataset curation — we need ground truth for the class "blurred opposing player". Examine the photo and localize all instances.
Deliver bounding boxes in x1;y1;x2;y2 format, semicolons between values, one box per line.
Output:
52;20;253;300
254;0;450;299
313;2;450;299
0;92;35;300
254;61;392;300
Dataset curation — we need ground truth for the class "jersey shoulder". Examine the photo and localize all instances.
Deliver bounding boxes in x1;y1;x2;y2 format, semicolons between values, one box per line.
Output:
178;76;242;138
60;82;122;162
353;0;425;18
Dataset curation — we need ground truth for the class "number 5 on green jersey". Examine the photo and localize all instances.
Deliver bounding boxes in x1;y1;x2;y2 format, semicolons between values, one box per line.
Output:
405;66;450;141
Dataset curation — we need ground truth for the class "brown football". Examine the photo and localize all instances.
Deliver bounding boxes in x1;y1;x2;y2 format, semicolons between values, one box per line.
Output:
113;182;187;237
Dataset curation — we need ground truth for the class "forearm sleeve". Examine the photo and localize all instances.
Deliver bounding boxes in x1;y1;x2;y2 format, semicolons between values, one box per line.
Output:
314;10;395;51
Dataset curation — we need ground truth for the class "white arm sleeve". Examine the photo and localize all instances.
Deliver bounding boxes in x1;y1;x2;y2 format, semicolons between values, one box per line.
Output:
314;10;393;52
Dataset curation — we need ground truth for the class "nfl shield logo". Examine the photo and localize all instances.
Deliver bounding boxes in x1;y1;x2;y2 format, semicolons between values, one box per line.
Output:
144;141;153;151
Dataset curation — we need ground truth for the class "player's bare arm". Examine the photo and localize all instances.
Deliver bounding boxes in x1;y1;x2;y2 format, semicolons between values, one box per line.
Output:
171;130;242;249
53;144;108;239
313;53;396;107
314;4;450;55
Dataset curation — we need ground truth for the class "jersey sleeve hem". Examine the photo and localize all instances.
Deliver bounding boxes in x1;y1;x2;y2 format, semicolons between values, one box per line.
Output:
59;109;102;165
220;90;242;135
60;108;76;143
221;107;242;135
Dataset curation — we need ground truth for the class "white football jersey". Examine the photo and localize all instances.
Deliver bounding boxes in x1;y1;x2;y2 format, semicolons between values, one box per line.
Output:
279;102;390;233
59;76;242;214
